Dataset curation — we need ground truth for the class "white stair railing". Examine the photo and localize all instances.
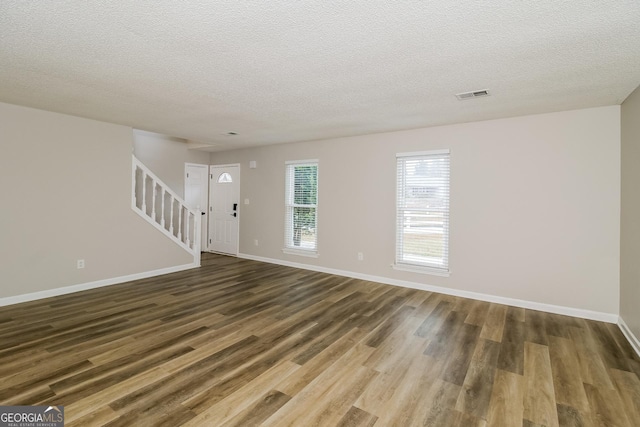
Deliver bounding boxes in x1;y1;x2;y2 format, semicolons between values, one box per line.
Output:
132;155;201;266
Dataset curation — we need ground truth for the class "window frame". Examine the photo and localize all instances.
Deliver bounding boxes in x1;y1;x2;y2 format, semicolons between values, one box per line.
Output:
394;149;450;276
283;159;319;257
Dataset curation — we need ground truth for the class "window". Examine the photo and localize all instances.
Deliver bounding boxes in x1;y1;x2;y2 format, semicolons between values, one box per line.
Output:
395;150;450;275
284;160;318;256
217;172;232;183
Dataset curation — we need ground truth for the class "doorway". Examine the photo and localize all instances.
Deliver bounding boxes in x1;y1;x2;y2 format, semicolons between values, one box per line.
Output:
209;164;240;255
184;163;209;251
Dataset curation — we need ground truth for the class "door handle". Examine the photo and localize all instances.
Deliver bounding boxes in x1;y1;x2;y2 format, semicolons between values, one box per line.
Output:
231;212;237;217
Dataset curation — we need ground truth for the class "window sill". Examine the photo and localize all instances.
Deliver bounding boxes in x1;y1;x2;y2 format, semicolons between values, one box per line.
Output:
282;248;319;258
392;263;450;277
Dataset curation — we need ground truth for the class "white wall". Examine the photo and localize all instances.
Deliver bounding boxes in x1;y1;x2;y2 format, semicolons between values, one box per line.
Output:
133;130;210;198
211;106;621;316
620;85;640;343
0;102;193;300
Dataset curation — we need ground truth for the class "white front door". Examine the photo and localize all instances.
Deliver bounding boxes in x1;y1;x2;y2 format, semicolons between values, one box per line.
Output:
209;164;240;255
184;163;209;250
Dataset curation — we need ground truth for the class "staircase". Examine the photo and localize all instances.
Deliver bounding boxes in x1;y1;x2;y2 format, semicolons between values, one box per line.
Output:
131;155;201;266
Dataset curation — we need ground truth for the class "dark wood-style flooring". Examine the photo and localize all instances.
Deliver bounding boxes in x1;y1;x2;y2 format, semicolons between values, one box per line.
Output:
1;253;639;426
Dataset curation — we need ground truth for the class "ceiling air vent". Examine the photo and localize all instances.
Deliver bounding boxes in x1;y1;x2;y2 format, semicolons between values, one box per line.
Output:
456;89;490;100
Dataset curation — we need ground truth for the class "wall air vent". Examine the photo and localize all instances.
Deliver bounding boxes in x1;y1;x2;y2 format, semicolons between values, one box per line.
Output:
456;89;490;100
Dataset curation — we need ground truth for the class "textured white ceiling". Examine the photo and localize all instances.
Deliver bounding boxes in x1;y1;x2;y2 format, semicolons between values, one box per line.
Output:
1;1;639;151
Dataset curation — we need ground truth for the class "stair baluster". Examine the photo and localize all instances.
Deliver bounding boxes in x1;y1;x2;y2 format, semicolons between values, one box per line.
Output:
131;155;201;266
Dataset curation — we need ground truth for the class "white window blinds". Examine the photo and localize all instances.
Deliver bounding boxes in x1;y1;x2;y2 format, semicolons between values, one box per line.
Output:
396;150;450;272
285;161;318;254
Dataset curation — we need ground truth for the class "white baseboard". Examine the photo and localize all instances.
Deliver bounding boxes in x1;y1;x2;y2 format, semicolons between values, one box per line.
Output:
2;252;625;342
618;317;640;358
238;253;619;324
0;262;199;308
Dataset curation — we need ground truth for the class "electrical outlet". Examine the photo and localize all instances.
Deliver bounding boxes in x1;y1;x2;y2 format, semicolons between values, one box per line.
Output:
77;259;85;269
357;252;364;261
254;239;259;246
